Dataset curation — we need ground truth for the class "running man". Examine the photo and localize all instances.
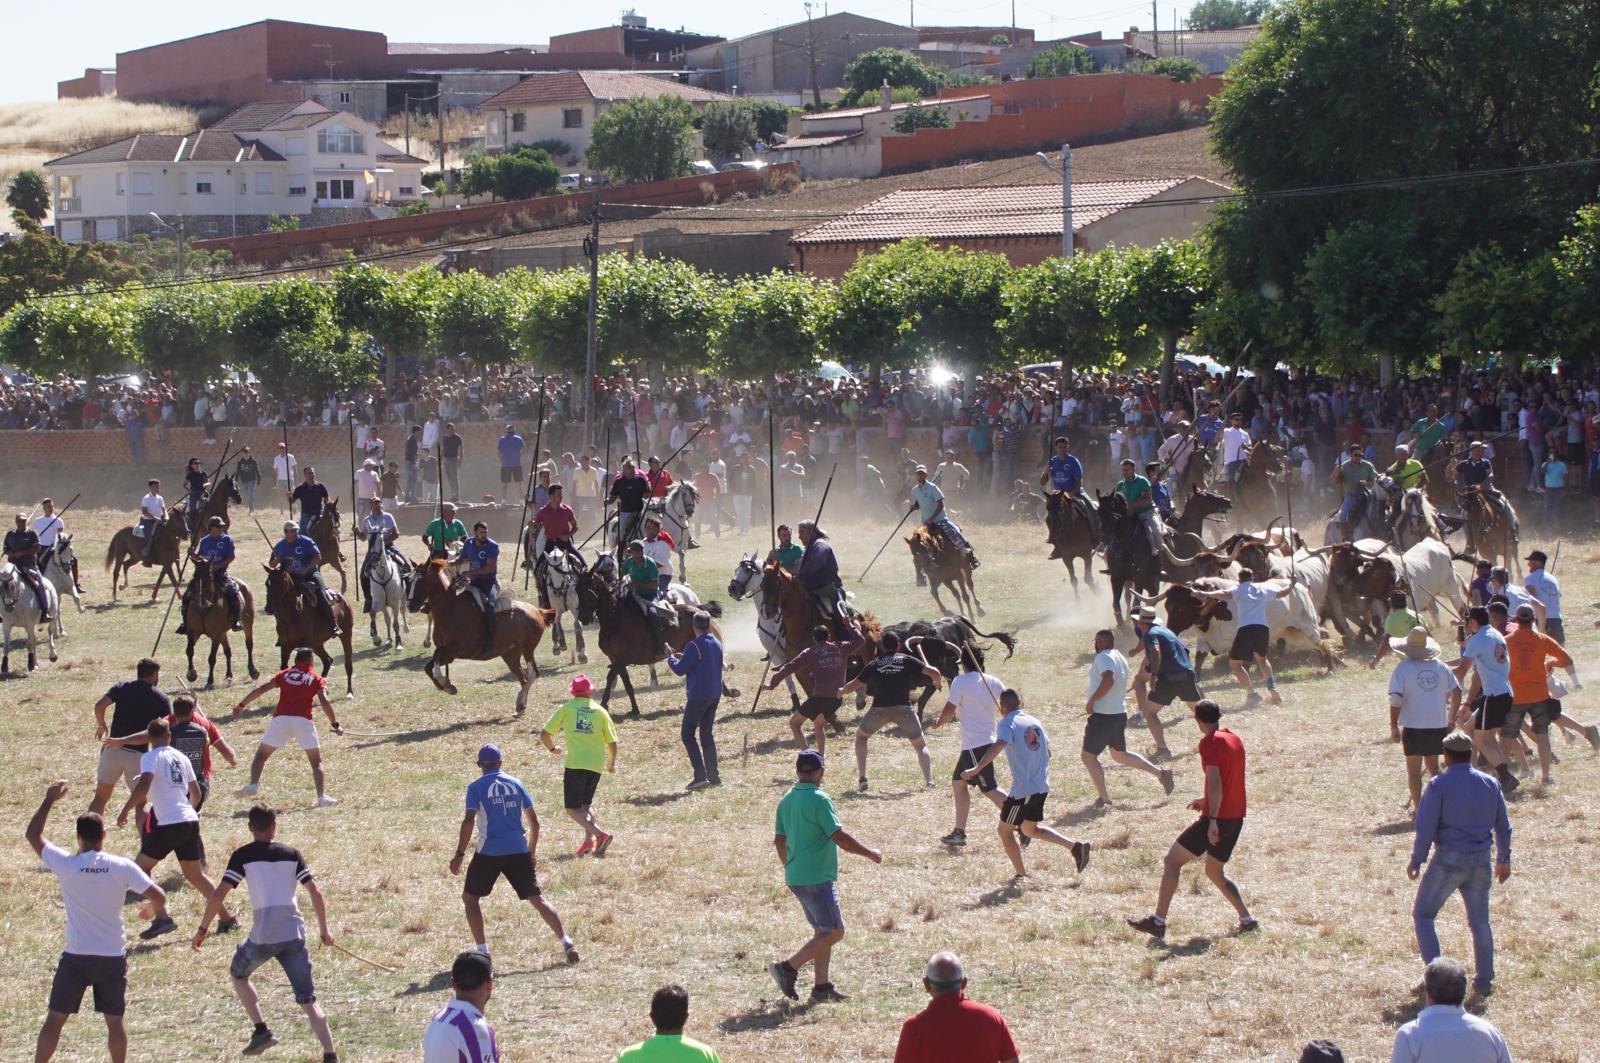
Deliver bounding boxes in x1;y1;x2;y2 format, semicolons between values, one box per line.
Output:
1127;700;1257;939
928;646;1008;848
769;749;882;1005
29;780;168;1063
230;647;343;808
448;744;579;964
1449;607;1521;794
539;674;619;857
1387;627;1461;812
89;658;169;817
959;689;1092;880
1082;628;1174;807
764;621;864;758
192;804;338;1062
1503;603;1572;786
422;951;498;1063
1521;549;1600;750
840;631;943;792
1130;605;1201;758
1191;572;1299;705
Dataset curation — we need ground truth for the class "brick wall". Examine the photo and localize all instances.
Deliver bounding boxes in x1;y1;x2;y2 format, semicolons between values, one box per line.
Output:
190;164;799;265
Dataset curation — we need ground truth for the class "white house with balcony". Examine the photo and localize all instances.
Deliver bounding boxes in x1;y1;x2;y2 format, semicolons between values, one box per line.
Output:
44;100;428;243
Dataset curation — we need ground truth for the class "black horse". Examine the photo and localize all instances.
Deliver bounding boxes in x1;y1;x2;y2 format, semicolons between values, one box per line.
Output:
1097;491;1163;626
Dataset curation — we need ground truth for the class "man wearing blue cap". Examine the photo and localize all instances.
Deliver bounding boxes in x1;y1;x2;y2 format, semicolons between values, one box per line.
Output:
770;749;882;1005
448;745;578;965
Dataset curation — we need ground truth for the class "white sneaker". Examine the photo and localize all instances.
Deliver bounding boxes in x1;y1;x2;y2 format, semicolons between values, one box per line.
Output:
314;794;338;808
234;782;259;797
472;942;491;957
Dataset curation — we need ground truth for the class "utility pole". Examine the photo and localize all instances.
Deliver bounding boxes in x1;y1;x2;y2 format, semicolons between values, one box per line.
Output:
403;96;411;156
803;2;823;110
1059;145;1071;259
582;198;602;447
1152;1;1159;56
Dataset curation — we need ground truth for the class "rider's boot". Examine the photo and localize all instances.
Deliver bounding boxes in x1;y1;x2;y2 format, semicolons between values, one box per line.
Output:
966;548;981;570
72;557;83;594
481;608;496;655
227;592;242;631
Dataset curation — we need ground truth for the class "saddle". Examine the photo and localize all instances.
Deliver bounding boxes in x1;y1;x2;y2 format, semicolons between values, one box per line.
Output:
464;586;518;614
293;581;341;613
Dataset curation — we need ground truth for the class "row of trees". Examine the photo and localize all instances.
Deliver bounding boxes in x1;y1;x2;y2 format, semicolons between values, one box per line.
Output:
6;204;1597;399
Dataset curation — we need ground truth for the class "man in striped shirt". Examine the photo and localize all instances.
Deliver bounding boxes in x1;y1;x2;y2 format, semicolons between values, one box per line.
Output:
423;951;498;1063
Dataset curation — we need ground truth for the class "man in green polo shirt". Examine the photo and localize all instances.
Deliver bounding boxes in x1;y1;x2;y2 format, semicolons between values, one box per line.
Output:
1409;404;1451;459
1114;458;1160;549
1329;443;1378;541
769;524;803;572
422;502;468;560
615;985;722;1062
769;749;882;1005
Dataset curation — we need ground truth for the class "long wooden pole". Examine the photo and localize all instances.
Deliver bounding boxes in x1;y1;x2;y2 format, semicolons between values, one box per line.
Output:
348;413;360;604
767;399;777;553
151;432;236;656
751;461;838;718
514;378;547;591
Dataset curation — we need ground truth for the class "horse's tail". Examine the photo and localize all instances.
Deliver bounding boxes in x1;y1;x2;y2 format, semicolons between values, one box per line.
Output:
951;614;1016;658
104;532;123;571
702;600;724;619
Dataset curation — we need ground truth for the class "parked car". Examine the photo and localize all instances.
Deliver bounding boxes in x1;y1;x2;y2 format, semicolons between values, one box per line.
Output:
690;160;718;176
558;174;581;191
720;159;768;173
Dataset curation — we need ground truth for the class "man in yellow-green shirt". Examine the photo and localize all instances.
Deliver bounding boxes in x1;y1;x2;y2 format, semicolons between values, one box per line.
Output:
615;986;722;1063
1386;443;1426;491
539;674;619;858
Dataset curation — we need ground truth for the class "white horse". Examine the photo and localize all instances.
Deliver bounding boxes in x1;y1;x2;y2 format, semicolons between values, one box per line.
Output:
611;482;698;577
539;547;589;665
42;534;83;637
727;553;801;711
0;559;59;674
363;535;410;649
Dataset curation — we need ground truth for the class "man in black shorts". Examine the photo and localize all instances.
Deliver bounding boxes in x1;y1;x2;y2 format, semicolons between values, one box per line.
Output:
765;622;864;758
840;631;944;792
1127;700;1257;939
1191;574;1298;706
29;779;169;1063
1387;627;1461;812
1081;629;1174;807
1131;607;1201;759
1449;606;1521;793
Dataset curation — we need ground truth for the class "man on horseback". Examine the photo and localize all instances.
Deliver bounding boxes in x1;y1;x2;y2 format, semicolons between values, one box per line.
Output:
1157;421;1197;493
1329;442;1378;542
1041;436;1099;554
461;522;500;656
619;540;662;633
291;467;330;536
641;516;677;593
609;461;649;555
1114;459;1163;551
268;522;340;636
1221;413;1251;488
1455;441;1516;555
769;524;803;572
177;516;241;635
31;497;80;595
139;479;166;566
794;520;846;639
183;458;209;536
423;502;468;561
360;498;407;616
1386;444;1426;491
4;513;52;622
909;466;979;570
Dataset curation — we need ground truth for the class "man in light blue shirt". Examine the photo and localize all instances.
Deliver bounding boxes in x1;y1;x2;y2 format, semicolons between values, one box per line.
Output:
1390;957;1512;1062
1408;732;1511;998
1520;549;1563;643
1450;607;1519;792
960;689;1090;880
908;467;978;569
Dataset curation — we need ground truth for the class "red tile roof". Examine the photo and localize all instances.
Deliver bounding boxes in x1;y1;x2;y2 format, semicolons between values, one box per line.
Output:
207;101;315;131
46;134;187;165
790;178;1219;244
768;131;865;150
50;131;289;166
804;94;989;121
481;70;732;108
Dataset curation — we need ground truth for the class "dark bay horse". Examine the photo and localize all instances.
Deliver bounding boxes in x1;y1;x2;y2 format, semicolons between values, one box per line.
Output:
105;512;184;602
1233;442;1287;530
187;474;243;541
306;501;348;592
184;559;259;688
262;565;354;696
1044;492;1097;596
1097;491;1161;625
406;558;554;715
906;526;983;617
757;560;881;695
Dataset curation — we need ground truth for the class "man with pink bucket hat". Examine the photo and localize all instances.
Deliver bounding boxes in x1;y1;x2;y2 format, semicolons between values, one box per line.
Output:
539;674;620;857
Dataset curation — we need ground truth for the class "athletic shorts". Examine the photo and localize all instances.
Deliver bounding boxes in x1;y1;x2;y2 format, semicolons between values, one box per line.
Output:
953;744;998;792
789;881;844;932
1177;815;1244;863
798;696;843;725
500;466;523;484
1149;674;1201;706
563;767;601;810
96;746;144;788
1229;624;1270;662
858;703;923;740
1503;701;1555;738
140;820;203;863
1545;618;1565;644
1000;791;1047;826
230;938;316;1004
261;715;320;750
1476;692;1511;732
464;852;539;899
1401;726;1448;757
1082;713;1127;755
48;953;127;1016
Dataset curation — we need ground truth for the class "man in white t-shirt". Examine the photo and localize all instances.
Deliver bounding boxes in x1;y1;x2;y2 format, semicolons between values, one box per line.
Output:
272;444;297;508
1081;628;1173;806
1221;413;1252;485
27;779;168;1063
928;649;1008;848
116;718;236;940
423;950;498;1063
354;459;380;509
1193;573;1299;706
1389;627;1462;813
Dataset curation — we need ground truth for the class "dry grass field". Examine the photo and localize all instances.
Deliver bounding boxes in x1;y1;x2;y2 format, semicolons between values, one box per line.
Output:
0;487;1596;1062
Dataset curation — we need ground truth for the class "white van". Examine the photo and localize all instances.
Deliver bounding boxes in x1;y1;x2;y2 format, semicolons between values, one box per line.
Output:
558;173;582;191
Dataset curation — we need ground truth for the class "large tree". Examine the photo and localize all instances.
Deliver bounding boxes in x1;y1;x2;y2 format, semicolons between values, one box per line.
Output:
1187;0;1271;29
841;49;946;102
134;284;238;384
1103;241;1211;399
999;252;1116;371
0;231;136;316
713;270;835;379
6;169;50;230
699;101;758;160
587;97;696;184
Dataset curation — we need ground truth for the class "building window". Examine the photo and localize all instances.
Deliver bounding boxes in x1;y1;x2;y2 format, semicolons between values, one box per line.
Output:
115;173;125;196
132;172;152;194
511;112;526;133
195;173;214;195
563;108;583;129
317;125;365;154
255;173;273;195
316;178;355;201
338;91;352;104
288;184;307;196
398;185;415;195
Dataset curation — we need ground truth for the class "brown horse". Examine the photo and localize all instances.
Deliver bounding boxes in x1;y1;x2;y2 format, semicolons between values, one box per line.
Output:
574;560;736;717
261;565;354;696
1044;492;1097;596
1460;488;1520;576
305;501;348;592
1232;442;1286;530
187;474;243;542
105;511;185;602
183;559;259;688
906;525;983;617
757;560;881;693
406;558;553;715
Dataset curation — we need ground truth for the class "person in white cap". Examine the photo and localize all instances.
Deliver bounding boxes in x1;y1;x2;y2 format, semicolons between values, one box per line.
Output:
354;459;380;511
908;466;978;569
1388;626;1461;813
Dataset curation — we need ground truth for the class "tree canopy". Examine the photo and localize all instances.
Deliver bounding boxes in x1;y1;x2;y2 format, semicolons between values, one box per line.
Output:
6;169;50;230
587;97;697;183
1025;45;1096;79
1186;0;1271;29
699;101;758;159
841;49;947;102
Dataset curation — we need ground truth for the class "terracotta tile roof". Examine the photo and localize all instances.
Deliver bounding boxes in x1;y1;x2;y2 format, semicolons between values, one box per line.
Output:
768;131;864;150
47;134;188;165
207;101;315;131
179;129;272;162
481;70;733;108
804;95;989;121
790;178;1215;244
375;143;429;164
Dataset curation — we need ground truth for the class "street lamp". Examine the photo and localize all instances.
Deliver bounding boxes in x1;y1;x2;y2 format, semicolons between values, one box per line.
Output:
147;212;186;281
1034;145;1071;258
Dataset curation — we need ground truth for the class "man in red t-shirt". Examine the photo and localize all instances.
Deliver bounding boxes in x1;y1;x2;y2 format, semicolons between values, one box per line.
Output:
229;648;343;808
893;951;1019;1063
645;456;674;498
1126;699;1256;940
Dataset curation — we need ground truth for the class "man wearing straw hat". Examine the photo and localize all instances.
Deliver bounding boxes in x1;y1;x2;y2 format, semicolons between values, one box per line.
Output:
539;675;619;858
1387;626;1461;813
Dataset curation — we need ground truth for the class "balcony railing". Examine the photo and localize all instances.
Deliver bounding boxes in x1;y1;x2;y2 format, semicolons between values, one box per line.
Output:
58;197;81;213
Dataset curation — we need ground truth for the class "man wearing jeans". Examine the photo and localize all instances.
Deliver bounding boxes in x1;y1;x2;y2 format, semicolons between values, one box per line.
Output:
769;749;882;1005
192;804;340;1062
1408;730;1512;998
666;611;723;790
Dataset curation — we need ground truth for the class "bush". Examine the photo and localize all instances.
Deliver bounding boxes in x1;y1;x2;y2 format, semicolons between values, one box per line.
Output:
266;214;301;233
891;105;954;134
841;48;947;104
1132;57;1206;82
1026;45;1097;79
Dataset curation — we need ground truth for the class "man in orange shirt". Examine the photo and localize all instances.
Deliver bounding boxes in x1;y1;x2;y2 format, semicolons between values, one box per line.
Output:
1502;604;1572;786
